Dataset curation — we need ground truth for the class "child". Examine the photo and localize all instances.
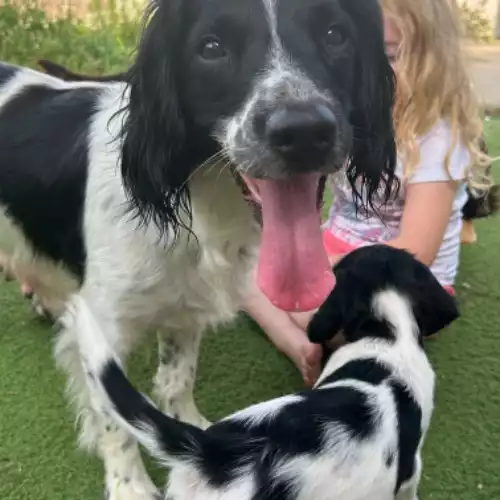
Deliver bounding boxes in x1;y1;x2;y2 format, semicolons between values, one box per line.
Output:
244;0;494;386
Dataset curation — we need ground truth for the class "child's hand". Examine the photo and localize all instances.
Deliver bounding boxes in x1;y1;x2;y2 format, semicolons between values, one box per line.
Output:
328;254;344;266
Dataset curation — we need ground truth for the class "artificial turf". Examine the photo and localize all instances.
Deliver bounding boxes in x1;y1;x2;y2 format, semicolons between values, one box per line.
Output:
0;6;500;498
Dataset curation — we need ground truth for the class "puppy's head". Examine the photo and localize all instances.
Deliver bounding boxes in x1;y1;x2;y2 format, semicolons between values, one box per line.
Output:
308;245;460;344
120;0;396;312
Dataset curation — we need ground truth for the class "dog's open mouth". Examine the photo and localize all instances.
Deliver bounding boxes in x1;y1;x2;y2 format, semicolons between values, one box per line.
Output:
238;172;335;312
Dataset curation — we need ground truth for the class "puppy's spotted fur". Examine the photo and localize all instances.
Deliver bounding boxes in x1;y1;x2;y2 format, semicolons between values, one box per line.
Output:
71;245;459;500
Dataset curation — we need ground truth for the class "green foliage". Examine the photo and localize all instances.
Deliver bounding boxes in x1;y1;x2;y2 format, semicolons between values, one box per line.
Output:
0;0;139;74
460;1;494;42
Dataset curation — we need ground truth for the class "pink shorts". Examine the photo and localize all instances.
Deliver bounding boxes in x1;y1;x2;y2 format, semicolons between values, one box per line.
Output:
322;230;456;296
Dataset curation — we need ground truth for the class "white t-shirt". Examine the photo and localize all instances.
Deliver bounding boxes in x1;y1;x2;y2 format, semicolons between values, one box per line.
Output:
325;121;470;286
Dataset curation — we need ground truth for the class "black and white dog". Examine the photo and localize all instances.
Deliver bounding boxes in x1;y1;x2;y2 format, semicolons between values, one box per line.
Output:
0;0;396;498
69;245;459;500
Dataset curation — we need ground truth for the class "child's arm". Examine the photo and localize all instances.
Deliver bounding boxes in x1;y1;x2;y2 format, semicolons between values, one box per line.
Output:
324;178;457;268
367;124;468;267
385;123;469;266
384;180;459;266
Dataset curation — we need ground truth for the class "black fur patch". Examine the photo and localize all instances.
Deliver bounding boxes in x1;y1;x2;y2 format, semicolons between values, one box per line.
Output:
461;136;499;221
390;380;422;493
251;450;294;500
0;62;18;87
195;425;263;487
317;357;392;387
462;184;500;220
385;449;395;468
0;84;99;279
202;385;376;488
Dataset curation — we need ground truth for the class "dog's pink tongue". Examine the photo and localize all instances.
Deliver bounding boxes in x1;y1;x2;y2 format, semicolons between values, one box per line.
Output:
256;174;335;312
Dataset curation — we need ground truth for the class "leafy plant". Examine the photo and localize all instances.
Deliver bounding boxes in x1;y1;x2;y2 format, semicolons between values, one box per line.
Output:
0;0;139;74
459;0;494;42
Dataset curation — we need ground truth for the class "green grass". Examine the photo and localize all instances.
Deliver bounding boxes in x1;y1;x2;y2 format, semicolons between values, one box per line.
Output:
1;8;500;499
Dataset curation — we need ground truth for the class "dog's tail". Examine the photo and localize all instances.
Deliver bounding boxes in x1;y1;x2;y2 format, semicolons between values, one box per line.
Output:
37;59;125;82
65;296;207;468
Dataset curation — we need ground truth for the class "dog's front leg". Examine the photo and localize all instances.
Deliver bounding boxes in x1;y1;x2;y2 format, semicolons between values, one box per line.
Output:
154;329;211;429
100;429;161;500
0;250;9;276
55;299;161;500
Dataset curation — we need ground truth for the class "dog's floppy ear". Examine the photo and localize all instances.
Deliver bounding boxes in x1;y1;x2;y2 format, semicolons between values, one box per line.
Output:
307;274;383;345
120;0;194;237
307;286;345;344
341;0;398;210
412;265;460;337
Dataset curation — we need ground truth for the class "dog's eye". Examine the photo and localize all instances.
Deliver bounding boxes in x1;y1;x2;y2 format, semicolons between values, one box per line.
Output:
198;37;227;61
325;26;346;47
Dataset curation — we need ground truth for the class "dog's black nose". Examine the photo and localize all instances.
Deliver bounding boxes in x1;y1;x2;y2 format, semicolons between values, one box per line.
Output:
266;104;336;165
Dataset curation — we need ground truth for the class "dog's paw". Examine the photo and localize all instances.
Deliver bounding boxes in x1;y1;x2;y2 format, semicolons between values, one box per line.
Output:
1;266;13;282
166;403;211;430
30;294;56;323
193;414;211;430
104;489;163;500
104;477;161;500
104;454;161;500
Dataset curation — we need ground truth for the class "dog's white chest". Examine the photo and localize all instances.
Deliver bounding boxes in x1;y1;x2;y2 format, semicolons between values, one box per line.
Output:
158;231;258;331
94;165;260;333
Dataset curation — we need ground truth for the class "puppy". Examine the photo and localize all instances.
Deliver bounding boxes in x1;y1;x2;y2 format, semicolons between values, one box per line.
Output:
70;245;459;500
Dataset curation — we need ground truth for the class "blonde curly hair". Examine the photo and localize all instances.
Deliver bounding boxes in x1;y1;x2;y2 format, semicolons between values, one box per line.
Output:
380;0;493;194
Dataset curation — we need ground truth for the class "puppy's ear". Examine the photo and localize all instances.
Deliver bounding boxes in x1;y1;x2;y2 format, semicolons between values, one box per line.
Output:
412;267;460;337
120;0;193;236
308;278;379;344
341;0;398;210
307;287;345;344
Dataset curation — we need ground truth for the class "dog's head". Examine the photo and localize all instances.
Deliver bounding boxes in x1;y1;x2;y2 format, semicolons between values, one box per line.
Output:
120;0;397;312
308;245;460;344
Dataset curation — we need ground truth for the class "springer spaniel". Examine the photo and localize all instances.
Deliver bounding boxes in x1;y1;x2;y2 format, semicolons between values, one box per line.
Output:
69;245;460;500
0;0;396;498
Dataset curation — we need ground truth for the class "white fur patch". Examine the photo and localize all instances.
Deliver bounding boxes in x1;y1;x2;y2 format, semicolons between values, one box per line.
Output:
224;394;304;425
